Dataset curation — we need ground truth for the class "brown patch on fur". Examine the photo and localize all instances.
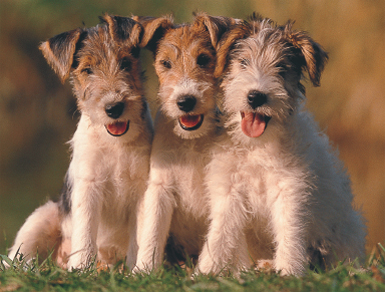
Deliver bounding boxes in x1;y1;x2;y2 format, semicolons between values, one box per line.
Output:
101;14;143;47
215;22;250;78
215;13;328;86
283;22;328;86
133;15;174;52
39;29;84;83
214;14;272;78
154;24;217;88
40;14;145;110
40;14;144;87
193;12;238;50
137;13;236;109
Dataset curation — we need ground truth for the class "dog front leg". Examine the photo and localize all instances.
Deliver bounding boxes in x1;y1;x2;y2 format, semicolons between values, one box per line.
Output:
197;187;250;275
126;210;139;270
67;180;102;270
269;185;308;276
135;180;174;271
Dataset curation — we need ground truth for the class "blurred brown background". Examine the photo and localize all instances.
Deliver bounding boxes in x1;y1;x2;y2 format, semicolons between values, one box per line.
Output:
0;0;384;255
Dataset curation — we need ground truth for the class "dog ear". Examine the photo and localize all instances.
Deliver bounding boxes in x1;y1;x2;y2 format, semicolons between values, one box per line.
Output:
100;14;143;49
284;22;328;86
193;12;238;50
132;16;174;53
39;28;85;83
214;22;250;78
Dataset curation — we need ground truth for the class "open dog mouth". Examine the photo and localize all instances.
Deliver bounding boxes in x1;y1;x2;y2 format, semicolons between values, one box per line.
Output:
178;114;204;131
240;112;271;138
105;121;129;137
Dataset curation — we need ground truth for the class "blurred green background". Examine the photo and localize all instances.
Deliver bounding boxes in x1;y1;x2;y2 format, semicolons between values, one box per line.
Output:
0;0;384;255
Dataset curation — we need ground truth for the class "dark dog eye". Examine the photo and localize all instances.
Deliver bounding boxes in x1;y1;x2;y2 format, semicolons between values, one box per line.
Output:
160;60;171;69
81;67;93;75
197;54;211;67
240;59;249;68
120;58;132;71
276;61;289;76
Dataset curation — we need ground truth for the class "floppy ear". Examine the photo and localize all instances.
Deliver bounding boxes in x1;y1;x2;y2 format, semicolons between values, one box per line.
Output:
284;22;328;86
193;12;238;50
39;28;84;83
100;14;143;49
132;16;174;53
214;15;274;77
214;22;250;78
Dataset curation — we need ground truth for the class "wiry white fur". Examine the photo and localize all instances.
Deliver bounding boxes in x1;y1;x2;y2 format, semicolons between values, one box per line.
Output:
64;110;152;269
197;23;366;276
134;67;220;269
8;109;153;269
135;109;217;270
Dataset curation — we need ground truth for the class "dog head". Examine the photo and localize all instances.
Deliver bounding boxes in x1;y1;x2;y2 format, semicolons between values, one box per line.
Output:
40;14;148;141
138;13;236;139
216;15;328;144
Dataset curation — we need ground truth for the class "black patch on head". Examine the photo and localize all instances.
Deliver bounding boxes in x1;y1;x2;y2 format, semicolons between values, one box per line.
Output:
141;98;148;120
99;15;139;43
71;30;88;69
287;46;307;75
197;53;211;67
131;46;140;59
58;171;72;215
146;25;168;54
112;16;136;41
48;30;76;55
120;57;132;72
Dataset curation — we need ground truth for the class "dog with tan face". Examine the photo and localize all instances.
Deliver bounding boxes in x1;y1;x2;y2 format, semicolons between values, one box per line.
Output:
134;13;237;271
197;16;366;276
8;15;153;270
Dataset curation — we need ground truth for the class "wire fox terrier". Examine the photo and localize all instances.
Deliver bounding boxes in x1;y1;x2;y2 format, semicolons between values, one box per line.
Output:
197;16;366;276
8;14;153;270
133;13;237;271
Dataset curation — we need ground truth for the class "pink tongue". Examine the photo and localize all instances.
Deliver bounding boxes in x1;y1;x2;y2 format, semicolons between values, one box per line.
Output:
106;121;128;136
241;112;266;138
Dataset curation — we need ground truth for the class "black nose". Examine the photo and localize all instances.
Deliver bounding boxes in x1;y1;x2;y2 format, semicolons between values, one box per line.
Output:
177;95;196;113
247;90;268;109
105;102;125;119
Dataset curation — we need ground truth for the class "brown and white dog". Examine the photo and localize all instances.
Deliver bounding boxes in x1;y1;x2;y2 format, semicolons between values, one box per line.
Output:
134;13;237;271
8;15;153;270
197;15;366;276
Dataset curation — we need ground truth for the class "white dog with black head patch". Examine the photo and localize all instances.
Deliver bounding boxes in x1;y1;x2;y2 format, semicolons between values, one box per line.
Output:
197;16;366;276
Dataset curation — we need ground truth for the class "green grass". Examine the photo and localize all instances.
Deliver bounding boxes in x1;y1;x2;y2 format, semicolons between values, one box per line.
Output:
1;246;385;292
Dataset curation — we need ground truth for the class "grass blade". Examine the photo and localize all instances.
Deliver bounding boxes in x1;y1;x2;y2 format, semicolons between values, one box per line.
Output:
0;254;13;267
